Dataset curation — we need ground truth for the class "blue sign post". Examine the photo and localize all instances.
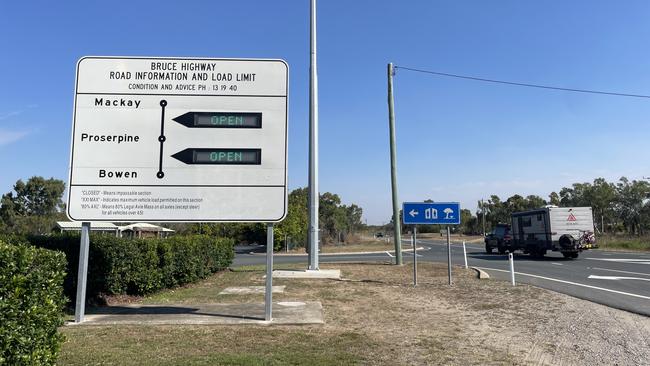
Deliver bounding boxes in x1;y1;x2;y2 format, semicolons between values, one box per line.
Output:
402;202;461;225
402;201;461;286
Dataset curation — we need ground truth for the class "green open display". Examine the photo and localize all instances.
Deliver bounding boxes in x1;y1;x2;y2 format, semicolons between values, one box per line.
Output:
173;112;262;128
172;148;261;165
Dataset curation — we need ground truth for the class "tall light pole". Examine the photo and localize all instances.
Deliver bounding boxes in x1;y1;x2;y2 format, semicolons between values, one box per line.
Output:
308;0;320;270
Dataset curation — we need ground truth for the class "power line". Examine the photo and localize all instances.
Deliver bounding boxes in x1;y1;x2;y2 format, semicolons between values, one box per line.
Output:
395;66;650;99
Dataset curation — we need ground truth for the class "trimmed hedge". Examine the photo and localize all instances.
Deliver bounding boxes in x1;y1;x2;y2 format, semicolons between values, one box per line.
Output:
26;234;234;302
0;240;67;366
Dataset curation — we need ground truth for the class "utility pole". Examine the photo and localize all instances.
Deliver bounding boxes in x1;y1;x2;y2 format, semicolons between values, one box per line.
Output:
307;0;320;270
387;62;403;265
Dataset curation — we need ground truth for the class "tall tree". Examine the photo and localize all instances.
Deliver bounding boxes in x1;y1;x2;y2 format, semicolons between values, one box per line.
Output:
548;192;561;206
0;176;66;234
614;177;650;234
524;195;547;209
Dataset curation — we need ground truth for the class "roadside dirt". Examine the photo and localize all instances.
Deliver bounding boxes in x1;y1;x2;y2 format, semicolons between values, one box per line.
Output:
92;262;649;365
287;263;650;365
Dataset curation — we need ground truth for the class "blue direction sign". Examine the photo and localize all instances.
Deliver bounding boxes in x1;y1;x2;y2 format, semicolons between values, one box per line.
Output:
402;202;461;225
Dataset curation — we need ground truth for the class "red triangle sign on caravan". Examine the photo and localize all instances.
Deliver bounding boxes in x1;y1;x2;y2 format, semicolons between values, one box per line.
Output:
567;213;577;221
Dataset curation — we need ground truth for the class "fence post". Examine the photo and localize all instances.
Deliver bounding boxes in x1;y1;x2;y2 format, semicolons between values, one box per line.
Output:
509;252;515;286
463;241;468;269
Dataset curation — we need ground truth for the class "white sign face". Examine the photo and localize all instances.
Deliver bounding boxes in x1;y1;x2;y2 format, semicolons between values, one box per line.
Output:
67;56;288;222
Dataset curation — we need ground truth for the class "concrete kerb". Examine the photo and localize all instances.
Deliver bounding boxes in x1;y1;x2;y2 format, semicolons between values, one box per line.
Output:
251;246;429;257
270;269;341;279
471;267;490;279
65;301;324;326
219;286;285;295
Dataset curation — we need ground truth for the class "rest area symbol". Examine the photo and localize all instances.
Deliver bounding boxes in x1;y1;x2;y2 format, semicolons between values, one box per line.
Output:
402;202;461;225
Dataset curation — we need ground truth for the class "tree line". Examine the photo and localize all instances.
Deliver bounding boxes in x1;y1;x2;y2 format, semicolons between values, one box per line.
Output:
4;175;648;241
395;177;650;236
0;177;365;248
182;187;364;248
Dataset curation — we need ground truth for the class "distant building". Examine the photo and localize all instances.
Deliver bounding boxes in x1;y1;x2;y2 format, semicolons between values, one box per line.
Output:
55;221;120;236
55;221;174;238
117;223;175;239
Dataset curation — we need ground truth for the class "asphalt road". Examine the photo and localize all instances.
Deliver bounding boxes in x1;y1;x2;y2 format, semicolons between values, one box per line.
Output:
233;240;650;316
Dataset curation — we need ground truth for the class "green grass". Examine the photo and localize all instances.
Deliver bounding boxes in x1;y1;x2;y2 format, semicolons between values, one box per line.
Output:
142;265;300;304
597;235;650;251
58;262;593;365
59;263;377;365
59;327;369;366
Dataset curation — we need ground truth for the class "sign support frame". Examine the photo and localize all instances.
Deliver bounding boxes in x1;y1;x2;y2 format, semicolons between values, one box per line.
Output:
74;222;90;323
67;56;289;223
412;226;418;286
447;226;452;285
265;223;274;321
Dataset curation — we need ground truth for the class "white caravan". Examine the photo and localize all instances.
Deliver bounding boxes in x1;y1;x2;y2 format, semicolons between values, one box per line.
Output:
510;206;597;259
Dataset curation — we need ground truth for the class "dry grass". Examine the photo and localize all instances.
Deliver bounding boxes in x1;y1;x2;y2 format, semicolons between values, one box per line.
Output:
59;263;650;365
597;234;650;251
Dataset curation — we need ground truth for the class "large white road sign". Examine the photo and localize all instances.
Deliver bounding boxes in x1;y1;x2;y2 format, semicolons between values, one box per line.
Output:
67;56;288;222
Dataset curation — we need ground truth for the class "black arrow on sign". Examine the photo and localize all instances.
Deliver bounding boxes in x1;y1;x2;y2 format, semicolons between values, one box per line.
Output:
172;112;197;128
171;148;194;164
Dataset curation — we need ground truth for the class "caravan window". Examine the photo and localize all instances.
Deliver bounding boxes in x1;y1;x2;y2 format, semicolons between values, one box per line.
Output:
537;214;542;221
522;217;532;227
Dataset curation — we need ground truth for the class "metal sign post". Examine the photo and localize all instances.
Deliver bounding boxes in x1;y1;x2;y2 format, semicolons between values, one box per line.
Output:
402;202;461;286
67;56;289;324
447;227;452;285
265;223;274;321
412;226;418;286
74;222;90;323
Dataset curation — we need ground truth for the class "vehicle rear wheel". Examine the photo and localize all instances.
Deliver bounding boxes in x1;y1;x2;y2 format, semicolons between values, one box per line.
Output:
562;252;572;259
498;245;506;255
485;244;493;254
530;248;546;258
570;253;579;259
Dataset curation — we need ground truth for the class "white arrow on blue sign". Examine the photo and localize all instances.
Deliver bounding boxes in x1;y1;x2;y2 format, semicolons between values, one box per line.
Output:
402;202;461;225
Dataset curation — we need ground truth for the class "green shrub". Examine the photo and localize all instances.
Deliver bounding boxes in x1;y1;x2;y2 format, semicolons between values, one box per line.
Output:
26;234;234;302
0;240;67;366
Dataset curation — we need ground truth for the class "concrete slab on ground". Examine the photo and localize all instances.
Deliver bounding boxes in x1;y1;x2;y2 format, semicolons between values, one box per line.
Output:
219;286;285;295
69;302;323;325
271;269;341;279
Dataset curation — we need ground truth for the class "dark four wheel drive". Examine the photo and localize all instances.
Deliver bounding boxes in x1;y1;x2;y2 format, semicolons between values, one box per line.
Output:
484;224;513;254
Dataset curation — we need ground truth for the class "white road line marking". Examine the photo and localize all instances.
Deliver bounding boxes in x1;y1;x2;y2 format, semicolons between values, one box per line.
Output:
592;267;650;277
587;258;650;262
419;240;483;248
585;258;650;265
551;263;563;266
403;250;423;257
476;267;650;301
385;251;394;258
588;275;650;282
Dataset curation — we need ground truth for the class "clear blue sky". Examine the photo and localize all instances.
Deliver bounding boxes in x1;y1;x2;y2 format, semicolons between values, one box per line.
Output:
2;1;650;224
